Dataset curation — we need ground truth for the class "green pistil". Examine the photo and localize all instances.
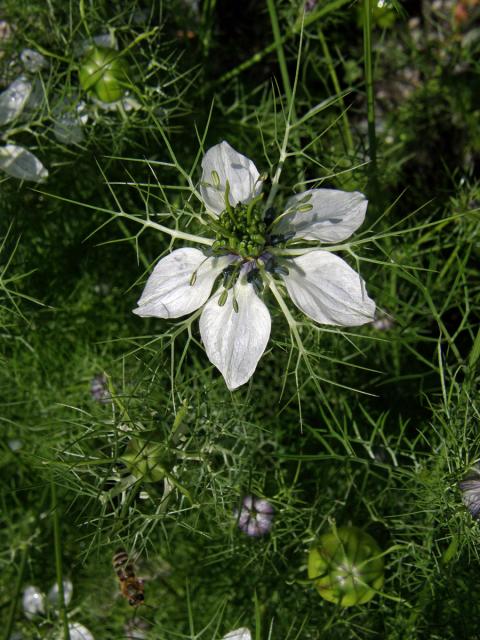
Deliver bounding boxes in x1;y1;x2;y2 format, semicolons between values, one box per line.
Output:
211;192;267;258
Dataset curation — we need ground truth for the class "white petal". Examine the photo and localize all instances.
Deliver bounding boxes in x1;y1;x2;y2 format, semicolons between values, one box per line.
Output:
0;76;32;125
0;145;48;182
48;579;73;607
20;48;47;72
282;251;375;326
68;623;95;640
134;248;233;319
200;141;262;216
223;628;252;640
22;586;45;619
276;188;368;242
199;280;271;390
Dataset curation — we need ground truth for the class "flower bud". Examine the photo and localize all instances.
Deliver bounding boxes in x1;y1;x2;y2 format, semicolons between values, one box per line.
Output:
235;496;274;537
22;586;45;619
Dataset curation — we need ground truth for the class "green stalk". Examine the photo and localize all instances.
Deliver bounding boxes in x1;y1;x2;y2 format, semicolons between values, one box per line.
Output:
266;0;293;105
265;0;305;190
317;28;354;156
200;0;217;56
51;478;70;640
3;547;28;640
217;0;352;85
79;0;92;39
3;486;50;640
363;0;377;185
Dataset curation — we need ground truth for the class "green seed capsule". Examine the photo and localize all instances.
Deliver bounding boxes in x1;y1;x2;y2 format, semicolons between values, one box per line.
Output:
79;46;129;103
308;526;384;607
121;438;174;483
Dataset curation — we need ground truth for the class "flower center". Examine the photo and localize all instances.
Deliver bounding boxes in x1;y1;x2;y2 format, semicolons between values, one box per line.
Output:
210;194;267;259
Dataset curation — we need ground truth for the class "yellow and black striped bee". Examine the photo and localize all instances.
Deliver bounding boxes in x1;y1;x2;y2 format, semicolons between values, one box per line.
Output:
112;549;145;607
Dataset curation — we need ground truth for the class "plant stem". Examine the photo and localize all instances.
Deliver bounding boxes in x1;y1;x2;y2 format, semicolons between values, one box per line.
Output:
266;0;305;190
266;0;293;105
217;0;352;85
363;0;377;187
51;477;70;640
3;547;28;640
317;28;354;156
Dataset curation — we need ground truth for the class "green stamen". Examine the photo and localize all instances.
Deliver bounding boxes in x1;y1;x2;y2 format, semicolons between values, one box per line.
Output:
297;203;313;213
218;289;228;307
209;191;268;259
224;180;236;224
246;192;264;226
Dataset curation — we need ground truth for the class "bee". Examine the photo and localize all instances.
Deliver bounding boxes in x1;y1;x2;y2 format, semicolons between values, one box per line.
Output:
112;549;145;607
175;29;196;40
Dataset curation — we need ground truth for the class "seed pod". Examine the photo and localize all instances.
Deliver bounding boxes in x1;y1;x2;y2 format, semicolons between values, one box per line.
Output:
308;526;384;607
79;46;129;103
121;438;174;483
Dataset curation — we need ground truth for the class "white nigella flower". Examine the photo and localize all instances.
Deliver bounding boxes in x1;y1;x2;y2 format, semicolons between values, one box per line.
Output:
134;141;375;390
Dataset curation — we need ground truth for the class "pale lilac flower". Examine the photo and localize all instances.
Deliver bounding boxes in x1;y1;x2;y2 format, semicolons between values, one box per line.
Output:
459;468;480;518
134;141;375;390
90;373;111;403
235;496;274;537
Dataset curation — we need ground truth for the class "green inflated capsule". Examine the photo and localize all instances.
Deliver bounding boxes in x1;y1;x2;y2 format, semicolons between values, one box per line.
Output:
79;46;129;103
121;438;174;483
308;526;384;607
